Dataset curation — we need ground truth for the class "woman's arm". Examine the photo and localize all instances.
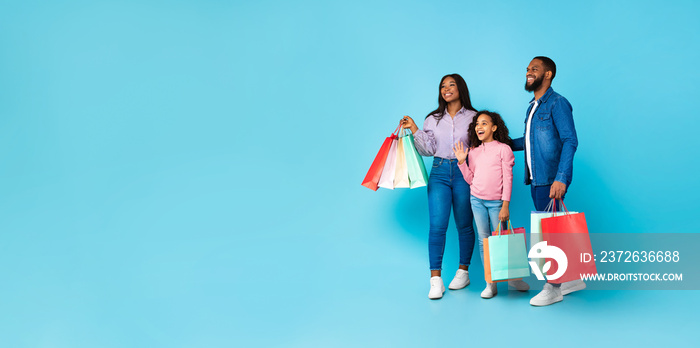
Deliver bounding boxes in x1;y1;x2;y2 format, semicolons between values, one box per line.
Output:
404;115;437;156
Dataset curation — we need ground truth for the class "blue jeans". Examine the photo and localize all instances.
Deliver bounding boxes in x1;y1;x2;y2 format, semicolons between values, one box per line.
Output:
470;195;503;265
530;184;566;212
427;157;475;271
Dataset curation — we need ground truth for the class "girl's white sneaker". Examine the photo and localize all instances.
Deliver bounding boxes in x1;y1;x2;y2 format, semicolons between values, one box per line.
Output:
481;282;498;298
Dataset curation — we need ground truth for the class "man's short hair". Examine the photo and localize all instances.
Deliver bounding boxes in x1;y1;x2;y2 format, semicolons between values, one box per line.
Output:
533;56;556;80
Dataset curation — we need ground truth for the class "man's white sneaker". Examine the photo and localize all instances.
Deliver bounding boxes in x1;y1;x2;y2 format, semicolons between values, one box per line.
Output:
448;269;470;290
429;276;445;299
530;283;563;306
480;282;498;299
561;279;586;295
508;279;530;292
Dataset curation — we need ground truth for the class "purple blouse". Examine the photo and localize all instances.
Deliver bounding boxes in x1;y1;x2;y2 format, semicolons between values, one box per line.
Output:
413;107;476;159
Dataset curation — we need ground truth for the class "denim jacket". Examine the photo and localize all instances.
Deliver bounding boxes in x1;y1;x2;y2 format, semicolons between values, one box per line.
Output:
512;87;578;187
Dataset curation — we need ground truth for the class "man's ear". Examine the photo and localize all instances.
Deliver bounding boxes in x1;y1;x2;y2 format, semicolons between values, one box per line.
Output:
545;71;553;80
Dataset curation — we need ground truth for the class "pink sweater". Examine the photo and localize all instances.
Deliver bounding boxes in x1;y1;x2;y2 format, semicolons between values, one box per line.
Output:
457;140;515;201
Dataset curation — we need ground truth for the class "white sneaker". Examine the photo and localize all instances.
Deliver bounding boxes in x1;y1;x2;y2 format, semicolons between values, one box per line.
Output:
530;283;563;306
561;279;586;295
480;282;498;299
448;269;470;290
428;276;445;299
508;279;530;292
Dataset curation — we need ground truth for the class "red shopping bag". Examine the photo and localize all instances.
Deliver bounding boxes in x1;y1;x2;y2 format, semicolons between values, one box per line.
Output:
540;200;597;284
361;124;401;191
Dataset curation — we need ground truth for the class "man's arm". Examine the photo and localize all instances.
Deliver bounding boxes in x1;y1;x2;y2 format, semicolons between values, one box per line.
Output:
551;96;578;187
511;136;524;152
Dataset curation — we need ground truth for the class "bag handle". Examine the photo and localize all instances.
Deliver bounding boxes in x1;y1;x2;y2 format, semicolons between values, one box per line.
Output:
495;220;515;236
544;199;555;212
549;198;570;215
392;123;402;136
398;124;406;137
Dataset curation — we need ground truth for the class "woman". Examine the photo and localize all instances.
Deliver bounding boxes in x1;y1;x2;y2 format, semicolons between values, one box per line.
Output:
401;74;476;299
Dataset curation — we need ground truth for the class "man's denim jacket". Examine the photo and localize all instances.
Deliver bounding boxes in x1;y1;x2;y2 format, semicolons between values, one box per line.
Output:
512;87;578;187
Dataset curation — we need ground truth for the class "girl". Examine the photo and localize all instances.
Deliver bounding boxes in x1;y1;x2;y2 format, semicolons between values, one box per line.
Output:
401;74;477;300
452;110;529;298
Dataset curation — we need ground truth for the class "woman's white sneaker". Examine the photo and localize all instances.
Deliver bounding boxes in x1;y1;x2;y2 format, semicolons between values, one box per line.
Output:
429;276;445;299
480;282;498;298
448;269;470;290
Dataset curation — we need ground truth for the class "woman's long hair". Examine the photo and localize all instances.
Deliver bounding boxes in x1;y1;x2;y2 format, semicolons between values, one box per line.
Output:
425;74;476;123
468;110;513;148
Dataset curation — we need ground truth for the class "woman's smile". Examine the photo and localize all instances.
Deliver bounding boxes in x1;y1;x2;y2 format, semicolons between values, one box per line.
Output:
440;77;460;103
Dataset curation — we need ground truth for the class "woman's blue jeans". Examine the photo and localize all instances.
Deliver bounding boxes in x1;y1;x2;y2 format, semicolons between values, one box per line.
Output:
427;157;475;271
470;195;503;265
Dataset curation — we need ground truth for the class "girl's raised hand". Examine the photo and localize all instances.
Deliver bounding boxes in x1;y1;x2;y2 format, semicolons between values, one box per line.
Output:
453;141;468;164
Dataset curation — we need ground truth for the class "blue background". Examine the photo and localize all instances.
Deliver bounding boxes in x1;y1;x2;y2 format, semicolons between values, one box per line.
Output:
1;0;698;346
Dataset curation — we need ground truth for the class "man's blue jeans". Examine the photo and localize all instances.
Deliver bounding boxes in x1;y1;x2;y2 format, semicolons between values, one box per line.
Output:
470;195;502;265
530;184;566;212
427;158;475;271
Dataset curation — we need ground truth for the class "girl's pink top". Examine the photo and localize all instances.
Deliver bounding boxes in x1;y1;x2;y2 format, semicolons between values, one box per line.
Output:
457;140;515;201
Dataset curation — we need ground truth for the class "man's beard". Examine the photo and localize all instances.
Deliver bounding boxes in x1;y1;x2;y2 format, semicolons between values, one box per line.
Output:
524;75;544;92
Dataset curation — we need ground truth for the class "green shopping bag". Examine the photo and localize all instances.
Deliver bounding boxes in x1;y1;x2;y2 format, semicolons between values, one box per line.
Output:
401;129;428;189
485;221;531;282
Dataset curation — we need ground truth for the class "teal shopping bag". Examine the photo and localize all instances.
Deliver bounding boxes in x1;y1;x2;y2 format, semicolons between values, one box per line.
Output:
485;222;531;281
401;129;428;189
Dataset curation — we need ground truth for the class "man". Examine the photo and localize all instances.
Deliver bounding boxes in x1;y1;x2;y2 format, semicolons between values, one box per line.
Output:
512;56;585;306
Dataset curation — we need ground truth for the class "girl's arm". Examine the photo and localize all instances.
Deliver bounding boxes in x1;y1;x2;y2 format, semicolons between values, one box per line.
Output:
499;144;515;222
454;142;474;185
501;144;515;202
499;201;510;222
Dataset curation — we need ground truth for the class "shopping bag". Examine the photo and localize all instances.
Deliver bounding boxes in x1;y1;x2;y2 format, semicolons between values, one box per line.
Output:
377;132;399;189
402;129;428;189
361;125;401;191
393;130;410;188
539;200;597;284
530;200;577;269
484;220;531;283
